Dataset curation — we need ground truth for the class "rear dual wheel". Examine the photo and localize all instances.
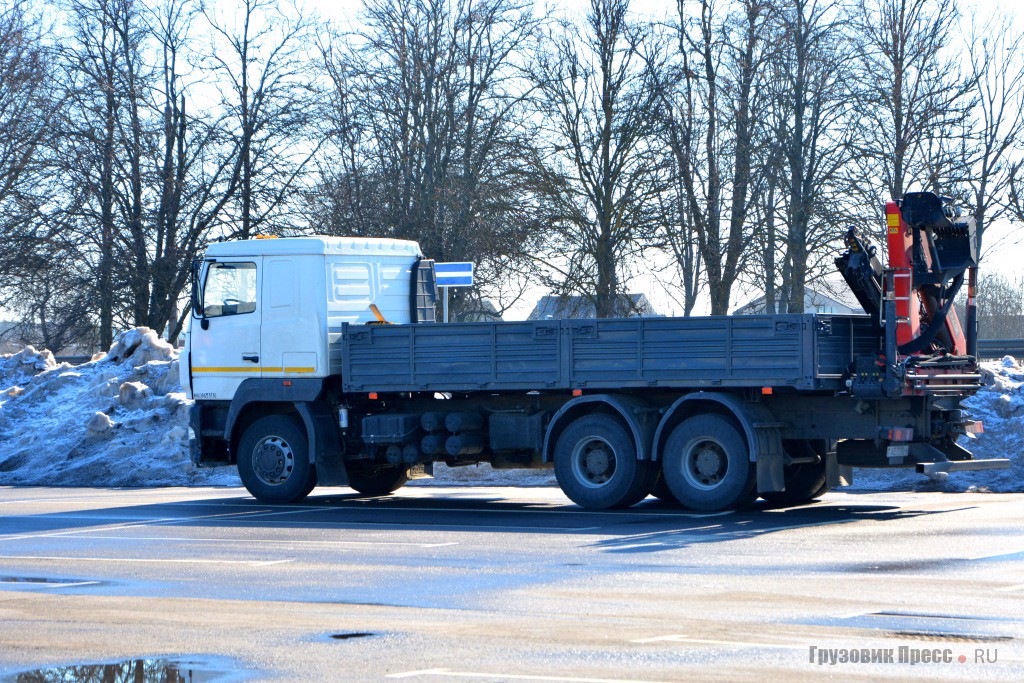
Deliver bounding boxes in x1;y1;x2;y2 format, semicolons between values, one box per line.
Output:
761;440;830;506
347;464;410;496
660;414;756;512
554;414;655;510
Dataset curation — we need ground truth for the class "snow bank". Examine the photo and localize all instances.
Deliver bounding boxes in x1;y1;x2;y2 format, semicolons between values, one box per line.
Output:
850;356;1024;493
0;329;1020;492
0;328;238;487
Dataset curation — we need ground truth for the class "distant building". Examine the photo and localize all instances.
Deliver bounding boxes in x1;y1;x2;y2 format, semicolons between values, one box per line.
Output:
732;287;863;316
528;293;660;320
457;299;503;322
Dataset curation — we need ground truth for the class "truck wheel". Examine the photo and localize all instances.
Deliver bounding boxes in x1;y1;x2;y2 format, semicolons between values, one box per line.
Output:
348;465;409;496
237;414;317;504
650;473;683;507
554;414;652;510
661;414;756;512
761;440;830;506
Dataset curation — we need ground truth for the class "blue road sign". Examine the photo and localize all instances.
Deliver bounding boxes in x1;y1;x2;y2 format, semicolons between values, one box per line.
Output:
435;262;474;287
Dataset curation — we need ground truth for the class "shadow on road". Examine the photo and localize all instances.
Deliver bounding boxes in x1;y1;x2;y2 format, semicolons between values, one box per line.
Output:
0;488;975;555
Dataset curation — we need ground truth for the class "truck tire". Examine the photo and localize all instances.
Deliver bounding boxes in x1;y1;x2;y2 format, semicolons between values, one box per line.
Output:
660;414;756;512
347;465;409;496
237;414;317;504
761;440;830;506
553;414;652;510
650;473;683;507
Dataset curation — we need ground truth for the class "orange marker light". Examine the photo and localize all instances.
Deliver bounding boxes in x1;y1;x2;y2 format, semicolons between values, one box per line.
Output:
572;389;583;397
368;392;379;400
761;387;773;395
282;380;292;387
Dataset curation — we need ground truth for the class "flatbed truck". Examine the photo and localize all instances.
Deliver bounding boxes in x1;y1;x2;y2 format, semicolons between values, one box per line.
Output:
181;192;1007;511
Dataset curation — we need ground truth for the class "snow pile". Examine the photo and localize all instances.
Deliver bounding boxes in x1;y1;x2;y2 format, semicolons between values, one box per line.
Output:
0;328;237;487
850;356;1024;493
0;345;57;385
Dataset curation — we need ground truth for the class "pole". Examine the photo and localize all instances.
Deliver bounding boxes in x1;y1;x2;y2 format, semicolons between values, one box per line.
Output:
443;286;449;323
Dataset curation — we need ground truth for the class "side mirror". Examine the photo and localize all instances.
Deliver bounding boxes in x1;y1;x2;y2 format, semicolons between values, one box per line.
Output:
191;259;211;330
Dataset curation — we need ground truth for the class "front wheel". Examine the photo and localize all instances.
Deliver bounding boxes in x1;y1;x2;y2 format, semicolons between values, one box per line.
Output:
660;414;756;512
237;414;317;504
553;414;652;510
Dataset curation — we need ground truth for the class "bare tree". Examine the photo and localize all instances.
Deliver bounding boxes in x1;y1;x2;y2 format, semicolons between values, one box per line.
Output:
52;0;152;348
657;0;773;315
964;17;1024;251
0;0;55;280
313;0;544;318
768;0;855;313
849;0;969;202
530;0;663;318
204;0;320;239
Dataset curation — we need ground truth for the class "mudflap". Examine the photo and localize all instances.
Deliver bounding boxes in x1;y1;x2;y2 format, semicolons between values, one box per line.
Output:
295;402;348;486
188;404;202;467
757;455;785;494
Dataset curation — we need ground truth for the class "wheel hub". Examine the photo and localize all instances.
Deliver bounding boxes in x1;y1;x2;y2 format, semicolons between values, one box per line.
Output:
253;436;295;485
572;438;616;488
684;440;726;489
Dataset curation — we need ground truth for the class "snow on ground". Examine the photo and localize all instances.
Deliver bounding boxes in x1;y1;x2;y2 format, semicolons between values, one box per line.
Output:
0;328;1020;493
849;356;1024;493
0;329;237;488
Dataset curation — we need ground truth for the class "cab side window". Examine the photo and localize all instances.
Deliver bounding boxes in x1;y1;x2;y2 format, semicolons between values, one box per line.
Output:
203;262;257;317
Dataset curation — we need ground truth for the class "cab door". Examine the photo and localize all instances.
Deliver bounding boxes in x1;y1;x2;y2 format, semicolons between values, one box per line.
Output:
189;258;262;400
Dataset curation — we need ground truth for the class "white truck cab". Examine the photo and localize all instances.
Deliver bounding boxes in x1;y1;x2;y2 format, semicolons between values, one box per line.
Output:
181;236;431;401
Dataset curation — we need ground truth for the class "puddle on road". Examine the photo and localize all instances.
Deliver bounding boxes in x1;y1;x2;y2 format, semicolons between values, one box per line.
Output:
1;657;238;683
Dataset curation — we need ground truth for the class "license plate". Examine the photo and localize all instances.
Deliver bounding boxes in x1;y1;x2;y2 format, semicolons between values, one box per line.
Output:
886;444;909;462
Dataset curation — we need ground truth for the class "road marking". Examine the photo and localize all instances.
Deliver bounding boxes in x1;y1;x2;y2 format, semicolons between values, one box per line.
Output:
970;549;1024;562
995;584;1024;592
387;669;676;683
166;516;602;532
0;509;277;542
0;555;294;567
0;580;100;588
45;535;459;549
631;634;802;650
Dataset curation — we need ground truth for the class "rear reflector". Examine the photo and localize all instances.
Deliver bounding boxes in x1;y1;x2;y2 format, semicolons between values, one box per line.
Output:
965;420;984;435
885;427;914;441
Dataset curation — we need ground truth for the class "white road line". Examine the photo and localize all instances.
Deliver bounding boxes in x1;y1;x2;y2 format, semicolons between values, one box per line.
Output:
40;535;459;549
969;549;1024;561
0;509;276;542
0;555;294;567
386;669;677;683
0;580;101;588
995;584;1024;592
232;519;604;532
185;499;733;519
631;634;802;650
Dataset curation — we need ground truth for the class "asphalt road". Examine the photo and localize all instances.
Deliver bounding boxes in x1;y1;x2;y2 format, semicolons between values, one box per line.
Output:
0;486;1022;682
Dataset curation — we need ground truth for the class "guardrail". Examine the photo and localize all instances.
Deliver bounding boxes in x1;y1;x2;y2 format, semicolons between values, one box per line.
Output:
976;339;1024;359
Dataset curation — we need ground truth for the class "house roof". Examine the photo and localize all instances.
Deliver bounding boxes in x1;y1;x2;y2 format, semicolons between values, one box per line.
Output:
732;283;865;315
528;293;660;320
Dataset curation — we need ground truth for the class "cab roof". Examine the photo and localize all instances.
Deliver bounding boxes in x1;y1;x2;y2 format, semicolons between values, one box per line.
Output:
204;235;423;258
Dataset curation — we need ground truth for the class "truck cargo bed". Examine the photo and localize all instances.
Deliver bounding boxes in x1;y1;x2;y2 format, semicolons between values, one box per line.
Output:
338;314;878;394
